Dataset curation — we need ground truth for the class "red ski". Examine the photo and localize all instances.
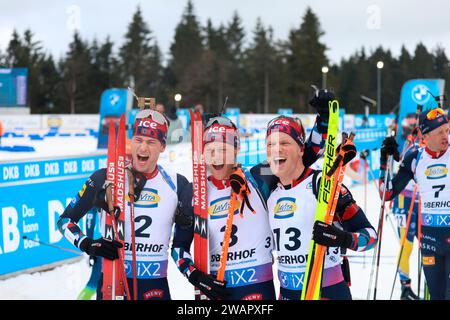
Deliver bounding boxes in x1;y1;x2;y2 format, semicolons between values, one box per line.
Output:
101;115;131;300
189;110;209;300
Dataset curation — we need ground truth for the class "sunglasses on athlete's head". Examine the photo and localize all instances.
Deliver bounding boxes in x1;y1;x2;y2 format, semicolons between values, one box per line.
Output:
135;109;170;127
426;108;446;120
205;116;237;130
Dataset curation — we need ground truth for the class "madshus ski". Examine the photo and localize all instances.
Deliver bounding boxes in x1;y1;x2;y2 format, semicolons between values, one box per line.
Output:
101;115;130;300
189;109;209;300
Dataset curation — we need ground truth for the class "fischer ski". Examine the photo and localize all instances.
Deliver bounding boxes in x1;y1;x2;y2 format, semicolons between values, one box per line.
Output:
301;99;339;300
304;131;356;300
189;109;209;300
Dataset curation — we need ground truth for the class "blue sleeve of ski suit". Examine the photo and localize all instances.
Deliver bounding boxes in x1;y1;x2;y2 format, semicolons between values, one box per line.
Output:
171;182;198;278
250;115;328;200
57;169;106;249
379;148;418;202
313;172;378;252
336;185;378;252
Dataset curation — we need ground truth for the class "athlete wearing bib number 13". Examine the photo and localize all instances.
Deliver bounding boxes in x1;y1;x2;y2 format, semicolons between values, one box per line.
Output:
58;107;189;300
266;91;378;300
171;92;332;300
379;107;450;300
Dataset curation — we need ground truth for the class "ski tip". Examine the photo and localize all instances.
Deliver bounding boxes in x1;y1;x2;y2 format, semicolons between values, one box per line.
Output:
329;99;339;113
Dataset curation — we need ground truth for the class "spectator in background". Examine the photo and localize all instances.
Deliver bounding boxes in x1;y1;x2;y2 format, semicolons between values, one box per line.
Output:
158;103;184;144
194;103;204;115
156;103;165;113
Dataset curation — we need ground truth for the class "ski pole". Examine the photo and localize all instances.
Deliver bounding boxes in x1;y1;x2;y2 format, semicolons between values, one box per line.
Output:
105;188;132;300
417;195;423;298
363;157;367;268
389;184;418;299
367;154;392;300
127;169;138;301
22;236;83;255
362;157;400;244
217;192;237;281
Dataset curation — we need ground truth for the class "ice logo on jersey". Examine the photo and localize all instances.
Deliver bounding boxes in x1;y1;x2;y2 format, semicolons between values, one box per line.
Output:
208;196;240;219
274;197;297;219
135;188;160;208
424;164;448;179
411;84;431;104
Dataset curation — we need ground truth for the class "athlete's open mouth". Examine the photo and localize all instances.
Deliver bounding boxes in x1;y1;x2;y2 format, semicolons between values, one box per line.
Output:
212;164;225;170
137;155;149;162
273;157;287;165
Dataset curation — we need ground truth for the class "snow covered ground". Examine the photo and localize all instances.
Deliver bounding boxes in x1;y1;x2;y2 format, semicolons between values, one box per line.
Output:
0;134;424;300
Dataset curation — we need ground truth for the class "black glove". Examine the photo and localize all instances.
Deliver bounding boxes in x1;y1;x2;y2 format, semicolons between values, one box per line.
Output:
174;206;193;230
188;269;229;300
312;221;353;249
79;237;123;261
309;89;336;120
380;136;399;165
230;168;255;215
126;167;147;202
360;149;369;160
335;141;357;166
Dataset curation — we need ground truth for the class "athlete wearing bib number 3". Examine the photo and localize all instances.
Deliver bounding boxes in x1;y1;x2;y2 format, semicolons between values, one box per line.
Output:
172;93;331;300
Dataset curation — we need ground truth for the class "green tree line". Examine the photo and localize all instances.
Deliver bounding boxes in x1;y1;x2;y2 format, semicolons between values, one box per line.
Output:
0;1;448;114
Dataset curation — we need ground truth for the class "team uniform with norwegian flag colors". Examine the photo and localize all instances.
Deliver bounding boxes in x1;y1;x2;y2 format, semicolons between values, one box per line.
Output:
267;169;378;299
171;105;329;300
379;107;450;300
58;107;189;300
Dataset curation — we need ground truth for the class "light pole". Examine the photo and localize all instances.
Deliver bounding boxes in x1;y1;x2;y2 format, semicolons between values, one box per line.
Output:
321;66;329;89
174;93;182;108
376;61;384;114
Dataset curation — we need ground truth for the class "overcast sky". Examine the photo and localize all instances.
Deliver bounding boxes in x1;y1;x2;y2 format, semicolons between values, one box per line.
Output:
0;0;449;65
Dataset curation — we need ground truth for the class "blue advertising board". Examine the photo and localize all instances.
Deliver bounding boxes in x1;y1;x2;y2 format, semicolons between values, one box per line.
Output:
224;108;240;128
0;153;106;277
97;89;131;149
277;108;293;115
0;68;28;107
397;79;445;151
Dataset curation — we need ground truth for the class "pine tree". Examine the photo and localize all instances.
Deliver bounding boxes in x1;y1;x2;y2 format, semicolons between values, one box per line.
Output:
244;18;280;113
59;32;95;114
32;54;60;113
119;6;162;98
225;11;246;107
4;29;52;113
412;43;434;78
168;0;204;106
285;7;328;112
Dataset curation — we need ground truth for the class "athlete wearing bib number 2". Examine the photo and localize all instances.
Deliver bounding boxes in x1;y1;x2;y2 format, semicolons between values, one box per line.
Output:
58;108;189;300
